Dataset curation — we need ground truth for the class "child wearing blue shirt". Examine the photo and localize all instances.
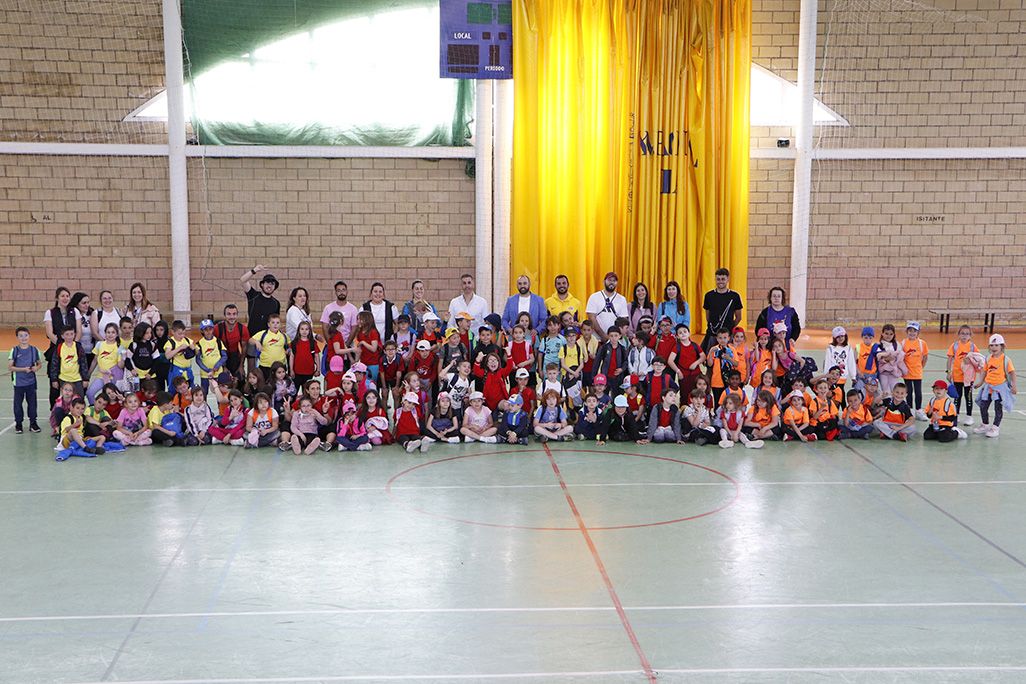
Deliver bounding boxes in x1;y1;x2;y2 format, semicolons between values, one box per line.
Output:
8;327;42;434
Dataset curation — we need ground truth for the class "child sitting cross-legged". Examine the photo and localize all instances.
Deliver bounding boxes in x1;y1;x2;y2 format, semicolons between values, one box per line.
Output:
497;393;531;445
680;388;716;445
573;392;605;441
839;389;875;440
534;389;574;442
874;382;916;441
460;391;498;444
639;388;683;445
782;391;817;442
718;393;763;449
597;394;642;445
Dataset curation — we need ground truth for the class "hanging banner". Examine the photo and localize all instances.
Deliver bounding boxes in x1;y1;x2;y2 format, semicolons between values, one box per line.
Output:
440;0;513;78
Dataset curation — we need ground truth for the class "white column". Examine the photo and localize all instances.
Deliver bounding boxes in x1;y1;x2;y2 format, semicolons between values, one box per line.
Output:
162;0;191;323
789;0;817;323
474;80;494;308
492;79;513;310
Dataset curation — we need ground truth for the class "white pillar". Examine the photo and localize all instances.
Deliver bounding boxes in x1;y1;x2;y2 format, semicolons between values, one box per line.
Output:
492;79;513;309
789;0;817;323
162;0;191;323
474;80;494;308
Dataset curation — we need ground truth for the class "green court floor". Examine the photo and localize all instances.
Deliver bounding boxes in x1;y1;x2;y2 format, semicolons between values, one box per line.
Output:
3;353;1026;683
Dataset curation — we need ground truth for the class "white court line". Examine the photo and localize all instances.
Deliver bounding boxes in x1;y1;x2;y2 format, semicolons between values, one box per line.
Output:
67;672;642;684
64;665;1026;683
5;602;1026;623
5;480;1026;495
657;666;1026;674
0;421;16;435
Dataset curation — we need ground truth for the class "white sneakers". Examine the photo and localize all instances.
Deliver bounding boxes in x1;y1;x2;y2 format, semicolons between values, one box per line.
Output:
447;437;461;444
954;428;968;440
420;437;435;452
739;433;765;449
986;425;1000;438
229;438;244;447
963;416;975;426
718;440;735;449
404;439;422;453
481;436;498;443
915;409;929;421
357;443;372;451
972;424;990;434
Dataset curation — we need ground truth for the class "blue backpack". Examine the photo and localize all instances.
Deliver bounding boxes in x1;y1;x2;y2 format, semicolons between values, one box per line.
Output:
160;412;185;437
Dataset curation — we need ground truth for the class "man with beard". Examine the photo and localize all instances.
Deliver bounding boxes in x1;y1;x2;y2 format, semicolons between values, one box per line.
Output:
701;268;744;352
586;272;629;342
447;273;490;332
545;274;582;320
319;280;359;344
240;265;281;372
500;275;547;332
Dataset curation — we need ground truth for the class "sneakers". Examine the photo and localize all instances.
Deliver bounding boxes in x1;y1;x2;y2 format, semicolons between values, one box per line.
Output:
404;439;422;453
320;442;333;452
162;439;175;447
562;434;575;442
278;442;290;452
806;434;818;442
229;438;245;447
973;424;990;434
420;437;435;452
745;439;765;449
94;446;106;455
783;434;793;442
576;434;585;441
986;425;1000;438
29;423;41;433
695;436;709;446
718;440;734;449
896;433;908;442
84;446;97;454
915;409;928;421
963;416;975;426
447;437;461;444
337;443;347;452
14;425;23;435
357;443;373;451
481;436;498;444
537;435;549;444
955;428;968;440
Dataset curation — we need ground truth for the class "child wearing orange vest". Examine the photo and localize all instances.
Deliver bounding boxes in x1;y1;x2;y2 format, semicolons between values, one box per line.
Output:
924;380;966;442
945;325;978;426
840;389;874;439
972;334;1017;438
901;321;930;420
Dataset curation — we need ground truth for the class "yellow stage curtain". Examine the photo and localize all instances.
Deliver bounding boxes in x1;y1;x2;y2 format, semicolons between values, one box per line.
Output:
512;0;750;332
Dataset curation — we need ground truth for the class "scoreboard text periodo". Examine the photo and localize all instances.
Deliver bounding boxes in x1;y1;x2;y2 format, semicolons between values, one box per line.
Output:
440;0;513;79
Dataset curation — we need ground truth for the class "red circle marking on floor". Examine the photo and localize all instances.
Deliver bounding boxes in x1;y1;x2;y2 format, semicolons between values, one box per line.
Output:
385;448;740;531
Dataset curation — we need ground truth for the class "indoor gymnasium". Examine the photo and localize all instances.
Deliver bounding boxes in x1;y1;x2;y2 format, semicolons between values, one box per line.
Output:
2;0;1026;681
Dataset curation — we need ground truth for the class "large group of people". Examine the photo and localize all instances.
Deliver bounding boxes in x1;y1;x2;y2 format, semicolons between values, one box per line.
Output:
11;266;1016;458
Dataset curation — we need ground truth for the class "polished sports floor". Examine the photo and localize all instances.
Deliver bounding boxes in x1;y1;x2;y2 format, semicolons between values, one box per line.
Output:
3;350;1026;683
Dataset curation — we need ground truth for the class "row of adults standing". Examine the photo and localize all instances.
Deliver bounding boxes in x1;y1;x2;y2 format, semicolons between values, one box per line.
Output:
43;266;804;398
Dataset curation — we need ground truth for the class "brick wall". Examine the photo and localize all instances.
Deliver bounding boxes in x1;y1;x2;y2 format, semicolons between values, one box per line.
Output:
0;154;474;325
1;0;1024;329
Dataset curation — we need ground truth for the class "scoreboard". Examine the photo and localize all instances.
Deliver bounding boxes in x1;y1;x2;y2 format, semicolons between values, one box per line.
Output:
440;0;513;79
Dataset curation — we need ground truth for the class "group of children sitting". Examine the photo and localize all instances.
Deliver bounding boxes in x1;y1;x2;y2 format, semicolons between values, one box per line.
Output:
17;304;1017;457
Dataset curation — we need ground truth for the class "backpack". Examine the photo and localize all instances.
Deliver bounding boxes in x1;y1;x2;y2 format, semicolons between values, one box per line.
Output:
160;412;185;437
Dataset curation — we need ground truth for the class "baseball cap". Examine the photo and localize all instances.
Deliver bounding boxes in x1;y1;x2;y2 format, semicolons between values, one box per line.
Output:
342;371;357;382
932;379;949;390
772;321;787;333
785;391;805;403
757;327;770;337
638;315;654;325
329;356;345;372
990;333;1006;345
456;311;471;321
199;319;214;330
831;326;846;338
906;320;921;331
351;362;367;373
403;392;419;404
861;326;875;337
445;327;460;339
515;368;530;379
342;400;357;414
507;393;523;406
216;371;233;385
621;374;638;389
731;326;745;335
423;312;441;322
565;326;580;336
593;374;607;385
416;340;431;351
613;394;629;408
468;391;484;402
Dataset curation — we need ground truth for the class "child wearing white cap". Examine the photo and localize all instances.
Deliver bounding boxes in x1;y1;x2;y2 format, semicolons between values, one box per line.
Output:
973;334;1017;438
823;326;856;396
901;321;930;420
394;391;424;452
460;391;498;443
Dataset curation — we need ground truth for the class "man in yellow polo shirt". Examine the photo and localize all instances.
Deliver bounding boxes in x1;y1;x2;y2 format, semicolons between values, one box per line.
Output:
545;274;582;320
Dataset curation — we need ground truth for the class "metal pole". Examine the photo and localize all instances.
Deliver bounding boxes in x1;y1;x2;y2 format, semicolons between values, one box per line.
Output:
162;0;191;323
789;0;817;323
474;80;494;308
492;79;513;308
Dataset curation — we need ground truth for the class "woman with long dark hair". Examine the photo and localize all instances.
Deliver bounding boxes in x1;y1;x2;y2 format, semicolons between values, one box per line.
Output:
656;280;691;329
43;286;81;407
127;282;161;327
628;282;655;334
756;286;802;345
285;286;313;340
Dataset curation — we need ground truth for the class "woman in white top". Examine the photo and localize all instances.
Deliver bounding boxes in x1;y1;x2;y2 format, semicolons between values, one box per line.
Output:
69;292;95;358
127;282;161;327
92;290;123;338
362;282;399;341
285;287;313;340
